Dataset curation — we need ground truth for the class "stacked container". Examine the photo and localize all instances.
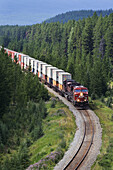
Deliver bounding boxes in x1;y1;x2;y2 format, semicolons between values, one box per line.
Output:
42;64;52;81
18;53;21;65
47;66;58;85
15;52;19;63
21;54;25;69
53;69;64;87
7;50;14;60
31;58;36;73
26;56;33;71
38;61;47;78
34;60;40;75
11;51;15;60
59;72;72;90
24;56;27;69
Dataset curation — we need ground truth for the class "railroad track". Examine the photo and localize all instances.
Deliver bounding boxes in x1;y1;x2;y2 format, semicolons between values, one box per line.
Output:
45;86;99;170
63;108;94;170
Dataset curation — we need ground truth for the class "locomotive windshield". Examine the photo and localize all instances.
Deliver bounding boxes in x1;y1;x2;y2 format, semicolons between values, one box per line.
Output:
81;89;88;92
75;90;81;92
75;89;88;92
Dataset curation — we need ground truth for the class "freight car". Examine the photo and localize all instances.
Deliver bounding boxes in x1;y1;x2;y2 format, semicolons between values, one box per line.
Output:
0;46;88;106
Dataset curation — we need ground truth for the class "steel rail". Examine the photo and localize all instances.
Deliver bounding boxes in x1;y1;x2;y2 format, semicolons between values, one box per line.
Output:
64;109;94;170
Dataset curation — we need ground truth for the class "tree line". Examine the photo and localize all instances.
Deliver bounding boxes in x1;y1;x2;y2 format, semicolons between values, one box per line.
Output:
45;9;113;23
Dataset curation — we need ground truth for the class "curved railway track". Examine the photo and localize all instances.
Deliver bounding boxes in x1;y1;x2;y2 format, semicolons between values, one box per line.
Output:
45;85;101;170
64;108;94;170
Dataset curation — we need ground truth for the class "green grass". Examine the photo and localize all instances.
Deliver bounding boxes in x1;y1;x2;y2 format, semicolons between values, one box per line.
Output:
29;97;76;168
90;100;113;170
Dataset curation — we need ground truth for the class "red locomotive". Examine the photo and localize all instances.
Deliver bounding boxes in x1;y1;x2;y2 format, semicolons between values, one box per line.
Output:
63;79;88;106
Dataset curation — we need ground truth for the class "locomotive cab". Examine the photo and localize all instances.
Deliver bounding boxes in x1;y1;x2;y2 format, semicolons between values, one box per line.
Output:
73;86;88;105
63;79;81;94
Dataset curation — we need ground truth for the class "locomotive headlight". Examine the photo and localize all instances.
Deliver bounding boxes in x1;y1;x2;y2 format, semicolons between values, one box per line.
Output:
80;92;83;96
77;99;80;102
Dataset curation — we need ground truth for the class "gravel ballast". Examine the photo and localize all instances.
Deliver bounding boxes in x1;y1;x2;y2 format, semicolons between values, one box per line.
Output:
45;86;102;170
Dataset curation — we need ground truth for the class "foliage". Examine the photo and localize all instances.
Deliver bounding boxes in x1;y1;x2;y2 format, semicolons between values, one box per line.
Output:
45;9;113;23
0;13;113;168
0;51;49;169
28;97;76;169
2;143;30;170
0;13;113;97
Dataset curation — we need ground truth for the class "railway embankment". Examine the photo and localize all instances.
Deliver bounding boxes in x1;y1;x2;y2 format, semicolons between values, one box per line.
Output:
90;100;113;170
45;86;102;170
27;91;76;170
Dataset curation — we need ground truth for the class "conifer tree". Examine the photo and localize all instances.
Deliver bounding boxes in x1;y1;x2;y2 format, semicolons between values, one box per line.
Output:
82;17;93;57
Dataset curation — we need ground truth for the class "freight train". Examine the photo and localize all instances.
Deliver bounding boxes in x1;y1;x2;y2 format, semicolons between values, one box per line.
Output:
0;46;88;106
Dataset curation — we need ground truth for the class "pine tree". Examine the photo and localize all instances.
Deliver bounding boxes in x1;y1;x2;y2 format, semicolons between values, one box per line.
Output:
82;17;93;57
93;14;104;58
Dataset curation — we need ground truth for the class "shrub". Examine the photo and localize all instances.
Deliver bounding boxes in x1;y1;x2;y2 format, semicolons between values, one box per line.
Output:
59;139;66;149
106;97;112;108
50;100;56;108
100;95;105;103
91;93;96;100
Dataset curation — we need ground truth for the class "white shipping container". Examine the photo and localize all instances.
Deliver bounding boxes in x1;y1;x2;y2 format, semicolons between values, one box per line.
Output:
16;53;21;65
38;62;47;78
34;60;40;75
59;72;72;85
53;69;64;81
47;67;58;78
38;62;47;73
42;64;52;75
21;54;24;62
31;59;36;73
24;56;27;69
27;57;33;67
20;53;27;63
15;52;19;61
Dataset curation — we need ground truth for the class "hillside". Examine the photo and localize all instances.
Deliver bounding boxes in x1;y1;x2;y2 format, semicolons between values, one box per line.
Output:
45;9;113;23
0;13;113;98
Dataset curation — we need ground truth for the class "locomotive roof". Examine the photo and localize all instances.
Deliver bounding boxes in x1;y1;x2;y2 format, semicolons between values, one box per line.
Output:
74;86;88;89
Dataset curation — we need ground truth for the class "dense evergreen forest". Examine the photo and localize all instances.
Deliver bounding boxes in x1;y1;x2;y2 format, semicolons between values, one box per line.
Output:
45;9;113;23
0;12;113;98
0;49;49;169
0;10;113;170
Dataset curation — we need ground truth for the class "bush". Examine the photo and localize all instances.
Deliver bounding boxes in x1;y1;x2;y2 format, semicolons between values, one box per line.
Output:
50;99;56;108
106;97;112;108
105;91;111;97
31;126;44;141
59;139;66;149
100;95;105;103
91;93;96;100
111;114;113;121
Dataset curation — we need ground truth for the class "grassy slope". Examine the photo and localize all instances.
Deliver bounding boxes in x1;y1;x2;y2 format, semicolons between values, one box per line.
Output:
29;97;76;169
90;100;113;170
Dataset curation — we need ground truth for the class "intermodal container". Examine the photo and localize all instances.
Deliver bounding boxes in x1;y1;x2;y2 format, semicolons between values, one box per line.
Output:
59;72;72;86
47;67;58;79
31;58;36;73
42;64;52;75
34;60;40;75
38;62;47;78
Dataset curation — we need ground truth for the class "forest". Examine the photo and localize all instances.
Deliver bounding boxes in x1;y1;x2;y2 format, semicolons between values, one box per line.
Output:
45;9;113;23
0;12;113;98
0;11;113;169
0;49;49;169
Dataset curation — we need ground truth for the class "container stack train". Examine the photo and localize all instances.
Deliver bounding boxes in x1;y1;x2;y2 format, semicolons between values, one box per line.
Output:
0;47;88;106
